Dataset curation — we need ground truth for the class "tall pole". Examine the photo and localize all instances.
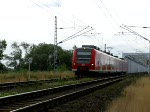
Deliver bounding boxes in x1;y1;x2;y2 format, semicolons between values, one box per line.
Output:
28;57;32;81
29;62;30;80
148;40;150;74
54;16;58;72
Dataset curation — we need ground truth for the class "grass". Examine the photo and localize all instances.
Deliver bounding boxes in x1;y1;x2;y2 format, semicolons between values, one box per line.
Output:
0;71;75;83
107;75;150;112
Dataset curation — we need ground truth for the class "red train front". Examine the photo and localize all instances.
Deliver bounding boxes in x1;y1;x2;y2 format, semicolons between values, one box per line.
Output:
72;45;128;77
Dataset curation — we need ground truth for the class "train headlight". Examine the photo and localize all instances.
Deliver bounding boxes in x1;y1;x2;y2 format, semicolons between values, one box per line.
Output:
91;63;94;66
74;63;76;65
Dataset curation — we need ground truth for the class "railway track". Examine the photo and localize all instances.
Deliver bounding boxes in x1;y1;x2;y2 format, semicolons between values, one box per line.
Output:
0;78;74;90
0;75;125;112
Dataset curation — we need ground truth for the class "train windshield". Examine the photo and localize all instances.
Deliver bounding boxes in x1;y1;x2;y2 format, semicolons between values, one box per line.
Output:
77;49;92;64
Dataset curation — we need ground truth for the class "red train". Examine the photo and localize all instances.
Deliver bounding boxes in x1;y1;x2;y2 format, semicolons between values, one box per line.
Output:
72;45;128;77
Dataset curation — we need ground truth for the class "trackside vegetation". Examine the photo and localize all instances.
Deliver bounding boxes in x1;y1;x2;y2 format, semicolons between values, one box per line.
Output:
0;40;73;72
107;75;150;112
0;40;76;83
0;71;74;83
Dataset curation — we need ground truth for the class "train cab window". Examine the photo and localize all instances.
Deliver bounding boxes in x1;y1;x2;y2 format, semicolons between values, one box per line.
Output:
77;49;92;64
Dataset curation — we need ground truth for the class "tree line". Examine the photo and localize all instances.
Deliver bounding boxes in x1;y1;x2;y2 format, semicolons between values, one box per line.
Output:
0;40;74;72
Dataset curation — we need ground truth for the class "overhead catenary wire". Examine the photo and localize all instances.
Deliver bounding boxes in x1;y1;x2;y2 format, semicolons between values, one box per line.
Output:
61;29;94;43
51;0;62;7
93;0;128;52
30;1;94;37
121;25;150;41
31;0;88;29
30;0;97;50
30;0;140;54
30;0;72;27
30;0;100;44
58;26;94;44
94;0;147;54
120;25;150;73
119;25;149;53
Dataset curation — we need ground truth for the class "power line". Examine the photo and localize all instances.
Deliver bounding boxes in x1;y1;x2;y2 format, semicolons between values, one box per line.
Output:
30;0;71;26
30;0;104;49
94;0;147;54
93;0;128;53
121;25;150;41
31;0;88;28
58;26;94;44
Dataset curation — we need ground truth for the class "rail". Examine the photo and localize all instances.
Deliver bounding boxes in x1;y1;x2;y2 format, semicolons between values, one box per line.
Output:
0;78;74;90
0;75;126;112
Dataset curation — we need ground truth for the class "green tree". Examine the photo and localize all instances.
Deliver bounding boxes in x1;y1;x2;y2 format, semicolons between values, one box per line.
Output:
5;42;22;70
58;49;72;70
0;40;7;71
0;40;7;60
25;43;72;71
25;43;54;71
20;42;30;54
5;41;31;70
5;42;73;71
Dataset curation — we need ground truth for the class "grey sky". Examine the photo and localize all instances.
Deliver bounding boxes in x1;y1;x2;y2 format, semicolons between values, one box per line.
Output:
0;0;150;57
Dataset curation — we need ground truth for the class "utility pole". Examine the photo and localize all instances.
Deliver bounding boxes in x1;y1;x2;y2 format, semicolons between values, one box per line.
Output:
54;16;58;72
104;44;106;52
28;57;32;81
148;41;150;74
53;17;94;73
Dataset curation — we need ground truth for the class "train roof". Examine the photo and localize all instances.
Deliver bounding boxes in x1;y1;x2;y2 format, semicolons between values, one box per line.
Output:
82;45;100;50
80;45;126;61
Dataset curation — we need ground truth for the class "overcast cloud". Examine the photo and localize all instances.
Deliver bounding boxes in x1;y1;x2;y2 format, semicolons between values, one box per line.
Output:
0;0;150;57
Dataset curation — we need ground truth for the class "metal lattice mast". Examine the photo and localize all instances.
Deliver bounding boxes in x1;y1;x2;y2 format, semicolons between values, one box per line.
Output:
54;16;58;72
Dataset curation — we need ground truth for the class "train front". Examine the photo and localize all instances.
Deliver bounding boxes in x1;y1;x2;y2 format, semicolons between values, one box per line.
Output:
72;47;95;77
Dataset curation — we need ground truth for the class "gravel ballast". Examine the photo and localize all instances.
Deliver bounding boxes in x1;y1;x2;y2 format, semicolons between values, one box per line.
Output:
48;75;143;112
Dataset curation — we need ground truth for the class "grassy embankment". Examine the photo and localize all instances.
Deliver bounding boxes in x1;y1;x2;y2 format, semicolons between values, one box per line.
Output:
107;75;150;112
0;71;74;83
